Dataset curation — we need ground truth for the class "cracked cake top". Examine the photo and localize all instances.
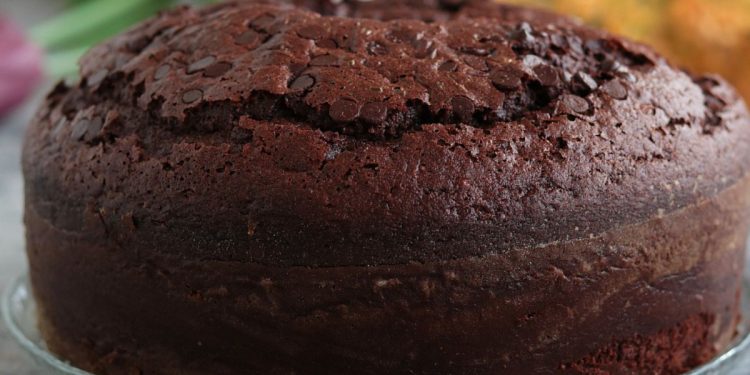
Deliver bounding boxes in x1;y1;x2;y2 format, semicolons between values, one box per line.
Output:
26;0;750;265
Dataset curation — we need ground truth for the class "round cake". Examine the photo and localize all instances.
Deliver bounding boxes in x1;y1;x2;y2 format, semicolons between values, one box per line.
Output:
22;0;750;374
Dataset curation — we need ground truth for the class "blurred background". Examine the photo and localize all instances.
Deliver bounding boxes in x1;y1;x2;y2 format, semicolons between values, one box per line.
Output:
0;0;749;373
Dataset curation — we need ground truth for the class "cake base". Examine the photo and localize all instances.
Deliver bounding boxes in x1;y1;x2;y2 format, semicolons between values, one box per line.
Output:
4;274;750;375
20;174;750;374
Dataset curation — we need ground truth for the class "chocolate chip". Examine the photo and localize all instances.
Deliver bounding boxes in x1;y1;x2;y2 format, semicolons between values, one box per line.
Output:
559;70;573;83
82;117;103;143
288;62;307;75
126;36;150;52
491;66;523;91
460;46;491;56
522;54;545;68
366;41;388;56
621;71;637;83
601;59;636;82
289;74;315;91
70;116;103;142
330;99;360;122
413;38;435;59
601;59;623;73
412;38;429;49
561;94;590;114
360;101;388;123
187;56;216;74
154;64;170;80
389;28;418;44
250;14;276;31
204;62;232;78
600;79;628;100
317;39;338;49
102;110;120;135
87;69;108;87
297;25;326;40
182;89;203;104
236;30;261;45
567;36;584;55
695;76;720;91
550;34;567;49
533;65;560;87
571;72;598;95
451;95;475;122
510;22;534;43
439;60;458;72
309;54;340;67
70;119;90;140
50;117;67;138
705;94;725;112
463;56;488;72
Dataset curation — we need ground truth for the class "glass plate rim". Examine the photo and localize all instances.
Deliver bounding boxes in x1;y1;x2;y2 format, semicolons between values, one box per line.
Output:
1;274;91;375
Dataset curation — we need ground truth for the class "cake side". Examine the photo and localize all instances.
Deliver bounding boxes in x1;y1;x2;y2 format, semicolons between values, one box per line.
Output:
25;171;750;374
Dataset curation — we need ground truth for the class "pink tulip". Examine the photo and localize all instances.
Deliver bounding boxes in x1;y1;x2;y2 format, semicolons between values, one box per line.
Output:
0;15;43;118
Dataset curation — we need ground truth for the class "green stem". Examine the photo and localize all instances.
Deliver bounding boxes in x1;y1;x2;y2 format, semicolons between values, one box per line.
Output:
30;0;174;51
44;46;89;78
35;0;219;78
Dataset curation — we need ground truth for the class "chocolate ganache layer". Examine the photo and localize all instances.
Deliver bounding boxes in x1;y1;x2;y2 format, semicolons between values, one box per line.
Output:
22;0;750;374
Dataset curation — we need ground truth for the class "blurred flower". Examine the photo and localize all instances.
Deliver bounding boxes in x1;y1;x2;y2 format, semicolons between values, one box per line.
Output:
1;0;215;118
0;0;197;119
0;15;43;118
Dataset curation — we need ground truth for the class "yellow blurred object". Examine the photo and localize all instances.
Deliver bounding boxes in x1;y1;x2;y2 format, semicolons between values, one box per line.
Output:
505;0;750;100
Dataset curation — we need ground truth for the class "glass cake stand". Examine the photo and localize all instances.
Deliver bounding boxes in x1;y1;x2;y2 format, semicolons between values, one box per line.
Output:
3;274;750;375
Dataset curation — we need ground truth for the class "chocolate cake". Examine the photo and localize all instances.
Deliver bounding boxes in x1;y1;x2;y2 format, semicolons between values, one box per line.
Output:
22;0;750;374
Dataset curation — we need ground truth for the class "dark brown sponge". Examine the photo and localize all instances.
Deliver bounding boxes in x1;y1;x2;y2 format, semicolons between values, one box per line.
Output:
22;1;750;374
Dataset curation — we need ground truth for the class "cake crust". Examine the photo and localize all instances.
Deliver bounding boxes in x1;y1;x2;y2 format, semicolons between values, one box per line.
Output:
26;0;750;266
